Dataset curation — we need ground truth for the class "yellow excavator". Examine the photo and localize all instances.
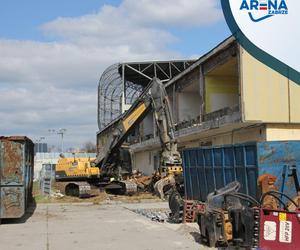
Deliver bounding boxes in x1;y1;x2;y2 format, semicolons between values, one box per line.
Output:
55;155;100;197
55;78;183;198
95;77;183;195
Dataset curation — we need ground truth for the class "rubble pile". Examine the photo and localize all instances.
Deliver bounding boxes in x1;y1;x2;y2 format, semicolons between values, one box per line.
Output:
131;208;170;222
128;170;161;193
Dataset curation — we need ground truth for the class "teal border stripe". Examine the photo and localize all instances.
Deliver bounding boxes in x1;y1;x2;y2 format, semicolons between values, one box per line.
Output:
221;0;300;85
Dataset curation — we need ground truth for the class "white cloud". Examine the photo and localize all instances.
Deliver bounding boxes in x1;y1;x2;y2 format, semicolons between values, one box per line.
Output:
123;0;221;27
0;0;222;149
42;0;221;41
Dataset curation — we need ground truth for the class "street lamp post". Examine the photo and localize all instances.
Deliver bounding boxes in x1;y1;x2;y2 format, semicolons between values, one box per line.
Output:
48;128;67;153
57;128;67;153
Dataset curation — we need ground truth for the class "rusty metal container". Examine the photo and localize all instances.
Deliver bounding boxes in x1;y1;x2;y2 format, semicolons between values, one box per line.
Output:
0;136;34;219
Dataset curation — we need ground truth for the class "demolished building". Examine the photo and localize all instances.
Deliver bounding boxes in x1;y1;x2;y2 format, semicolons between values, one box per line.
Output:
98;36;300;175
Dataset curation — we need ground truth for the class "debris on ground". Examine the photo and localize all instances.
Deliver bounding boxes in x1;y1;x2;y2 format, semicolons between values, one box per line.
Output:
126;170;161;193
131;208;170;222
50;191;64;198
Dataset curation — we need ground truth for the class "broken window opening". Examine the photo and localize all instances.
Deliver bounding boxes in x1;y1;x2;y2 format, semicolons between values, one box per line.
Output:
204;56;239;118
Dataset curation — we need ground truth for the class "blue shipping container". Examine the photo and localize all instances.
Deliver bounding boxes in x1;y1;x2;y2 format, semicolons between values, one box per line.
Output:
182;141;300;202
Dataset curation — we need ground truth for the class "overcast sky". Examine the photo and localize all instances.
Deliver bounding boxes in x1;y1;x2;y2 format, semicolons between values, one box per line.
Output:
0;0;230;150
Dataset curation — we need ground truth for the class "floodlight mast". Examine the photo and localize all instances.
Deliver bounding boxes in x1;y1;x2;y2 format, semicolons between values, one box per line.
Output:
57;128;67;153
48;128;67;153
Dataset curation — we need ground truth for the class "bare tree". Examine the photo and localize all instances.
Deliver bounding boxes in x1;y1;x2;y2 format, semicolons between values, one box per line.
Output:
82;141;97;153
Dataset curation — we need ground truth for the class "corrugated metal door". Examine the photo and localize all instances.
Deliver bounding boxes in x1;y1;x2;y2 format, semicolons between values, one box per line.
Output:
182;144;258;201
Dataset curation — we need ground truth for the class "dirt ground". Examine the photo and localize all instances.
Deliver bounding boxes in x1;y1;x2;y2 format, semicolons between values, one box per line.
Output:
34;180;162;204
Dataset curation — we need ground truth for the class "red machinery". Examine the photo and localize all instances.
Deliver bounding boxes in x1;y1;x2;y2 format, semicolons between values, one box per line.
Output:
195;179;300;249
258;172;300;249
259;208;300;250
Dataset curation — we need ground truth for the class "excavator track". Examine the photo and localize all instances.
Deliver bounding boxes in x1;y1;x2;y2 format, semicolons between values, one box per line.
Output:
104;180;137;195
64;181;92;198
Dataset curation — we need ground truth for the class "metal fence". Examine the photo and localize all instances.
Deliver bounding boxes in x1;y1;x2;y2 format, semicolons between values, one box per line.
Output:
41;178;51;195
40;163;55;195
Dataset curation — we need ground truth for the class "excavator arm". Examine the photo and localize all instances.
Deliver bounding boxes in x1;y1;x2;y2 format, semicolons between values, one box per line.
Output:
96;78;182;181
150;78;182;173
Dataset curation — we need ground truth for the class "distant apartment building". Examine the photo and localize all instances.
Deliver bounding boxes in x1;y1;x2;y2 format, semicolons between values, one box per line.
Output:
34;143;48;154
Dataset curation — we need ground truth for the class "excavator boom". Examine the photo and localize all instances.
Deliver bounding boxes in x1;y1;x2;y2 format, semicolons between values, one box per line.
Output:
96;78;182;180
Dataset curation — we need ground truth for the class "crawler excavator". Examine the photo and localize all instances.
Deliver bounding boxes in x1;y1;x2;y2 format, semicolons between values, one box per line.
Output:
55;155;99;198
95;77;183;196
57;78;184;199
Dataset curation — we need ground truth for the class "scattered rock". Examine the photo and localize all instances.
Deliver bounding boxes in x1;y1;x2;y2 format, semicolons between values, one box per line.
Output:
131;208;170;222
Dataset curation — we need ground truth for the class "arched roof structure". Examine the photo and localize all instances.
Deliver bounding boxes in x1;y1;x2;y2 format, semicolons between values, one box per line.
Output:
98;60;196;131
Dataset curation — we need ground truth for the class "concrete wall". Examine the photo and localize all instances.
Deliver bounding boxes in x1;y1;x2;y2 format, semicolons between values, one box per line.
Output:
131;126;267;170
289;81;300;122
178;92;201;122
181;125;266;148
183;141;201;149
140;113;154;139
133;150;159;175
131;124;300;174
34;158;58;181
205;75;239;113
179;124;300;149
241;48;300;124
266;124;300;141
